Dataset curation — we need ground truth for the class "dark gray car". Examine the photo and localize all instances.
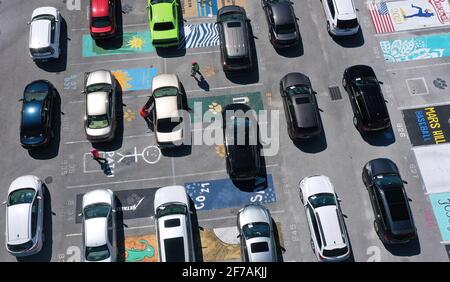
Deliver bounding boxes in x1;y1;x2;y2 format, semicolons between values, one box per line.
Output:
262;0;300;48
280;73;322;140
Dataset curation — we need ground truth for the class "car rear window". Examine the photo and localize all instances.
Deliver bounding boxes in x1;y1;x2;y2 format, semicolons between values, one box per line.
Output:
295;97;310;104
322;246;348;258
276;23;295;34
250;242;269;253
164;237;186;262
384;189;410;221
227;22;241;28
164;218;181;228
336;19;358;29
154;22;175;31
92;16;111;28
157;117;182;133
225;56;250;66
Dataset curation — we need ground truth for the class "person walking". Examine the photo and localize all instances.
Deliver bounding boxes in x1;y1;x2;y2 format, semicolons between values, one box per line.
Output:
191;61;204;81
90;148;108;168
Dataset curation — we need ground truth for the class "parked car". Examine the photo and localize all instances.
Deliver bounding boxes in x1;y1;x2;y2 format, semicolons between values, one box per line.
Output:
362;158;417;244
4;175;45;257
237;204;277;262
147;0;180;47
90;0;117;39
154;185;196;262
280;73;322;140
343;65;391;132
299;175;351;262
152;74;184;148
80;189;117;262
20;80;55;149
321;0;359;36
83;70;117;142
28;7;61;61
217;6;253;72
262;0;300;48
222;103;260;180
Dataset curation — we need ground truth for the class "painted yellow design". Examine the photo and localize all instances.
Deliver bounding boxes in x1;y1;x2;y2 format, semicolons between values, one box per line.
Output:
200;228;241;262
215;144;226;158
128;36;145;49
112;69;133;91
266;92;272;107
123;109;136;122
204;65;217;78
208;102;222;114
125;234;159;262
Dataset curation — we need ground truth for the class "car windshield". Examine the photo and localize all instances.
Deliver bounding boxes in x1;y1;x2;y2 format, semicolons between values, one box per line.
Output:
374;174;403;187
86;83;111;93
266;0;288;3
336;19;358;29
24;82;49;102
32;14;55;22
84;203;110;220
156;204;187;218
354;77;378;86
8;188;35;206
220;13;244;22
308;193;336;209
153;87;178;98
276;23;295;34
85;244;110;261
157;117;182;133
286;85;310;96
87;114;109;129
242;222;271;239
154;22;175;31
151;0;173;3
92;16;111;28
323;246;348;257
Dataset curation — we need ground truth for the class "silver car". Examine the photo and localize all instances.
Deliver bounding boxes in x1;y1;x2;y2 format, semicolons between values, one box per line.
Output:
4;175;45;257
237;204;277;262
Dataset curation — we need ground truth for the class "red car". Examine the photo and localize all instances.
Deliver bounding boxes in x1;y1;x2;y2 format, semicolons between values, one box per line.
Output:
90;0;117;39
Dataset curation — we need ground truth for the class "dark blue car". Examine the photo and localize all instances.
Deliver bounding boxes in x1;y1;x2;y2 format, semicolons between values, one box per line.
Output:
20;80;55;149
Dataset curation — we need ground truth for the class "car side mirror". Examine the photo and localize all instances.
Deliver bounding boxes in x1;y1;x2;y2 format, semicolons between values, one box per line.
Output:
2;201;6;205
237;234;241;238
78;213;82;217
290;1;294;4
84;116;87;120
377;214;381;219
37;196;42;200
246;19;251;22
402;180;408;184
27;21;31;25
378;81;384;85
18;98;23;102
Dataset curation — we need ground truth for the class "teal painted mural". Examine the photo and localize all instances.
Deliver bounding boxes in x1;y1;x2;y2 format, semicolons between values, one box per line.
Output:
126;239;156;262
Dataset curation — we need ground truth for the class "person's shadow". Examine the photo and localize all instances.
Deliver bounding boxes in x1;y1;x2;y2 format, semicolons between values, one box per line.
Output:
195;77;210;91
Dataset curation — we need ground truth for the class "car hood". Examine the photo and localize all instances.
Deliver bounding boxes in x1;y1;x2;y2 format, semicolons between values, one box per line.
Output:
86;70;112;87
86;126;112;137
282;73;310;88
32;7;58;19
83;189;113;207
7;204;31;244
156;128;183;144
9;175;40;194
239;205;270;227
368;158;398;176
302;175;334;197
291;98;318;128
154;185;188;212
245;237;275;262
152;74;179;92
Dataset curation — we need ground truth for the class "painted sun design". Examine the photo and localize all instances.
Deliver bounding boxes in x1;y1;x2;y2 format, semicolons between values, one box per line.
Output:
123;109;136;122
215;144;226;158
128;36;145;49
208;102;222;114
112;69;132;91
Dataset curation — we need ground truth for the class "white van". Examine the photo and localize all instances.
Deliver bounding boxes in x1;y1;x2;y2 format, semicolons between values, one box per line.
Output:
28;7;61;61
321;0;359;36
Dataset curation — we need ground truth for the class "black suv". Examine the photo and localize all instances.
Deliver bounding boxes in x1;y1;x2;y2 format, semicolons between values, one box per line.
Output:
362;158;417;244
262;0;300;48
342;65;391;132
217;6;253;72
222;103;261;180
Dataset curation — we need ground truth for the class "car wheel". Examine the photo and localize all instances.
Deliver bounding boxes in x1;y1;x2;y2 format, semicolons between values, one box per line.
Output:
326;22;331;34
310;238;315;252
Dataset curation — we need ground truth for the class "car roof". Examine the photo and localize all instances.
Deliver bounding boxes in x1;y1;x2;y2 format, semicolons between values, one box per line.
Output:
86;92;108;116
379;187;415;232
358;86;388;122
152;3;175;23
22;101;44;128
271;2;294;26
239;205;271;226
223;19;248;58
85;218;108;247
315;206;345;248
335;0;356;16
154;96;179;119
246;237;275;262
86;70;112;87
30;19;51;49
91;0;110;17
290;94;318;128
7;204;32;244
157;214;189;261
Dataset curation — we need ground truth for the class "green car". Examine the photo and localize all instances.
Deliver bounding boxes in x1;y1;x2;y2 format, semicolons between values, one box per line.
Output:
147;0;180;48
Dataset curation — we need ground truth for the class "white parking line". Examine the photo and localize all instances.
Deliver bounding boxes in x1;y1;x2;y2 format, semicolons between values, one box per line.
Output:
185;83;264;93
66;233;82;237
69;56;159;66
64;133;154;145
397;101;450;110
386;62;450;72
66;164;279;189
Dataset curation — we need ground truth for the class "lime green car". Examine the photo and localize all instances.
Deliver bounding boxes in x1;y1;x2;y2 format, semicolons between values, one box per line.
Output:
147;0;180;47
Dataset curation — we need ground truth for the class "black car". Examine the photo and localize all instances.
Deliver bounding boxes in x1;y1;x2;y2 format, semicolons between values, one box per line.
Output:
362;158;417;244
342;65;391;132
20;80;55;149
262;0;300;48
217;6;253;72
280;73;321;140
222;103;261;180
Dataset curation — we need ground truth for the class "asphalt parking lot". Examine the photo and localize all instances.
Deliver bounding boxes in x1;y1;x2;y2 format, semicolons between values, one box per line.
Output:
0;0;449;262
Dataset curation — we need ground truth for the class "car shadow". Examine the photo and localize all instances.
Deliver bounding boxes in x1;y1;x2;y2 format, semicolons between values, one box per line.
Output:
360;126;396;146
94;1;124;50
28;88;62;160
35;17;68;73
188;196;204;262
92;80;124;153
293;128;328;154
275;37;304;58
271;218;284;262
224;21;259;85
383;236;421;257
336;195;355;262
17;184;53;262
232;154;268;193
331;27;365;48
115;197;126;262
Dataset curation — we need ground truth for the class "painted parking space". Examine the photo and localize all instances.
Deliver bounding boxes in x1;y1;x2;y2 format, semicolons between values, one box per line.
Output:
380;33;450;63
402;104;450;146
182;0;247;18
429;192;450;243
369;0;450;33
112;67;158;92
185;175;276;211
188;92;264;123
181;23;219;49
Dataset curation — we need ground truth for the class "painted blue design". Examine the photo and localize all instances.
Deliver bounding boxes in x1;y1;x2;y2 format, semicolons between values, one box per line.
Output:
185;175;276;211
197;0;218;17
211;0;218;16
180;23;219;49
112;67;158;92
404;4;434;19
380;33;450;63
429;193;450;243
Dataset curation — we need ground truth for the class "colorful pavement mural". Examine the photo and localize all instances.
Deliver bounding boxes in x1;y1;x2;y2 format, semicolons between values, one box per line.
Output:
369;0;450;33
181;23;219;49
112;67;158;92
380;33;450;62
125;235;159;262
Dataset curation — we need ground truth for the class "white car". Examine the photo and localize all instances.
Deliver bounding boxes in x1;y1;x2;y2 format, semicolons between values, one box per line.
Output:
154;186;195;262
4;175;44;257
83;70;117;142
80;189;117;262
321;0;359;36
29;7;61;61
299;175;351;262
152;74;184;147
237;204;277;262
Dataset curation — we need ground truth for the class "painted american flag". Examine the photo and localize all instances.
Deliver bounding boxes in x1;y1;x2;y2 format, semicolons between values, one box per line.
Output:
369;1;395;33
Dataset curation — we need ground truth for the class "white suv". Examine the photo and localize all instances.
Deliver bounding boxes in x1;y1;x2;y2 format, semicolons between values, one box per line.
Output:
154;186;195;262
28;7;61;61
83;70;117;142
321;0;359;36
299;175;351;262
